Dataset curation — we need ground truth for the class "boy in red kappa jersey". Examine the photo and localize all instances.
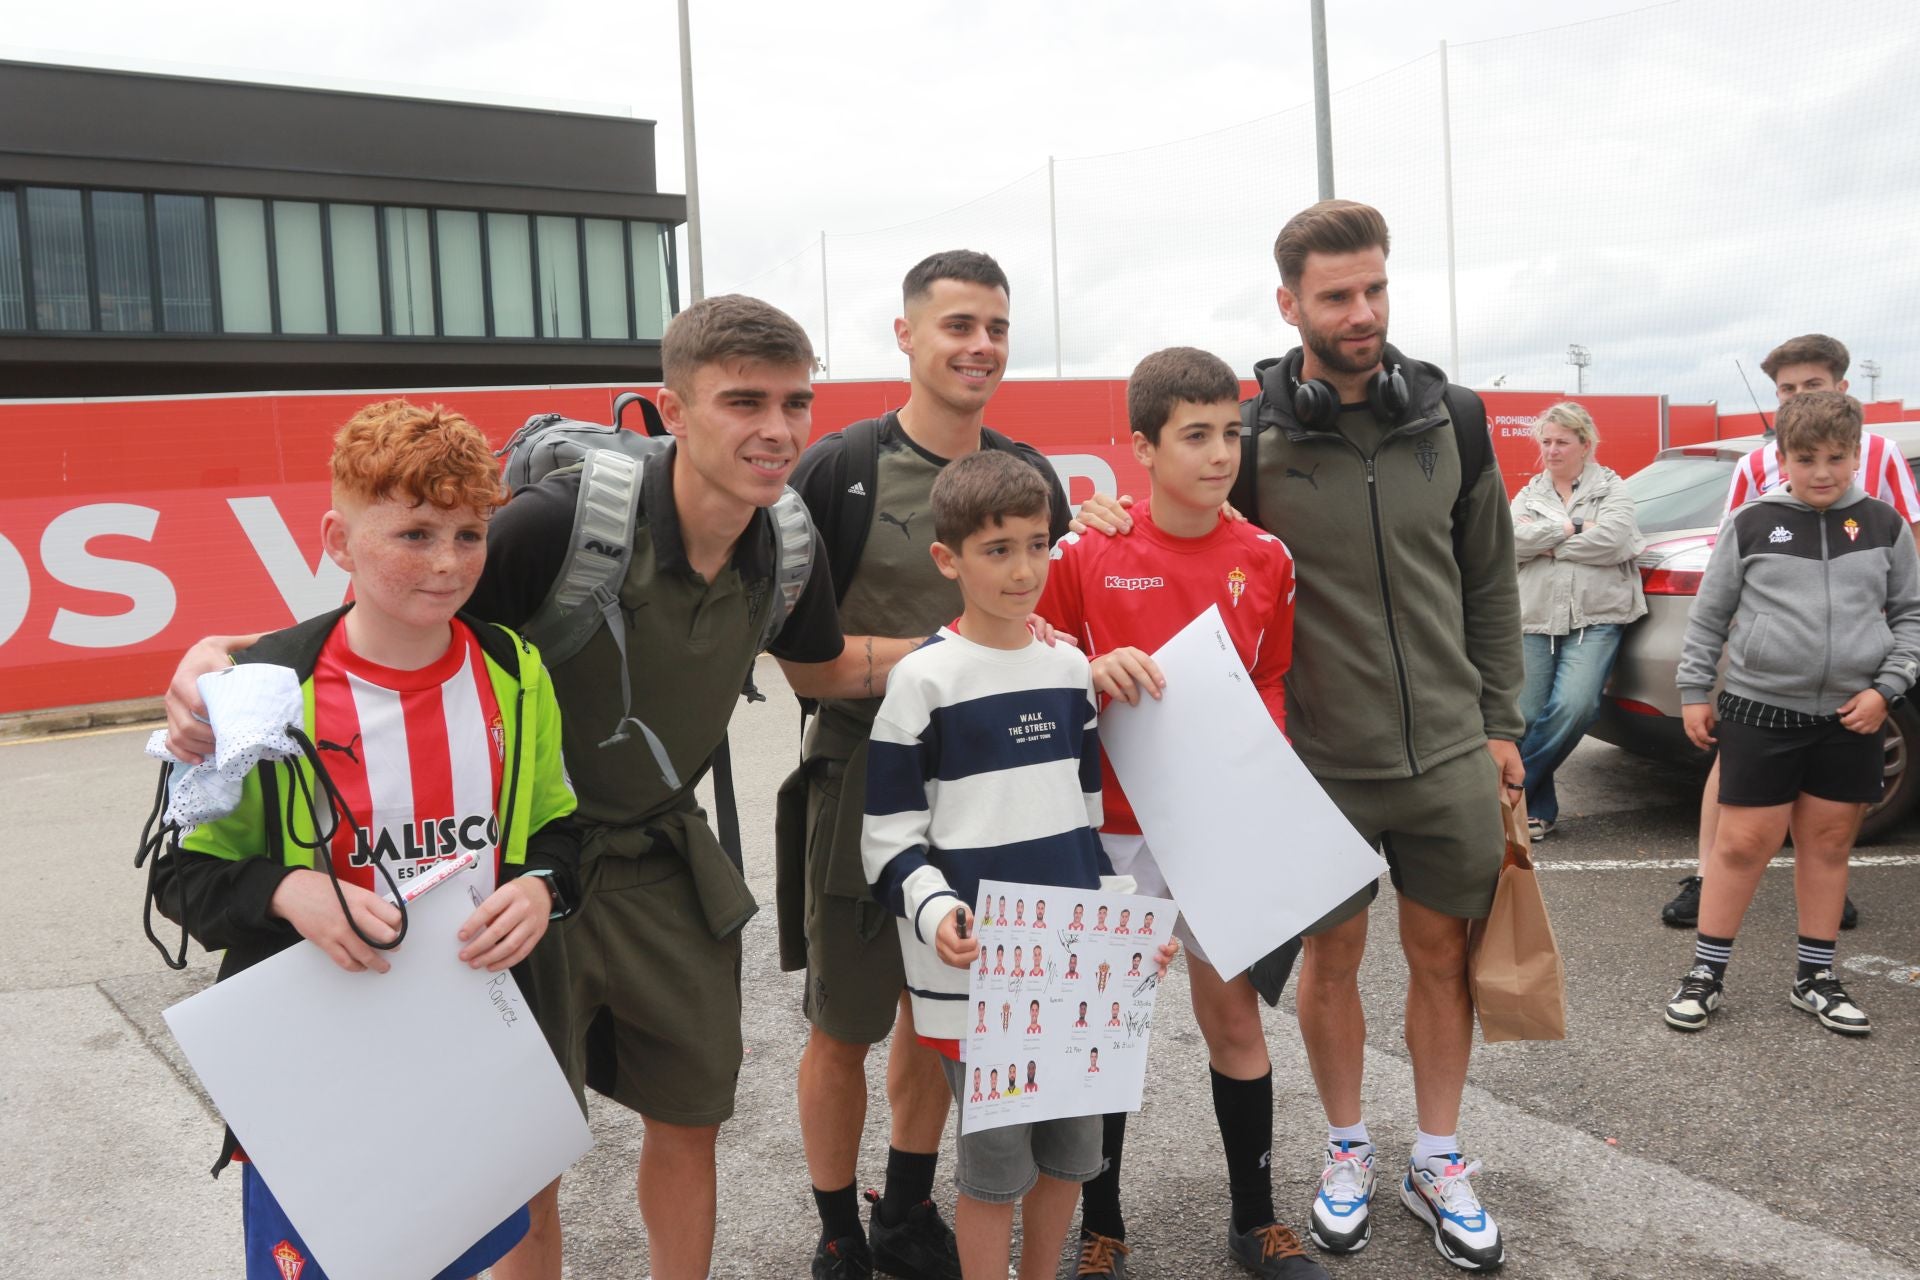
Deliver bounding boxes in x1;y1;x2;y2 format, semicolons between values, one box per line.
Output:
154;401;581;1280
1037;348;1325;1279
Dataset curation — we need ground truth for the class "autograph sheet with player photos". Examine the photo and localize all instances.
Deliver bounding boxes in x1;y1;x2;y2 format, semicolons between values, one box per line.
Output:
962;878;1175;1134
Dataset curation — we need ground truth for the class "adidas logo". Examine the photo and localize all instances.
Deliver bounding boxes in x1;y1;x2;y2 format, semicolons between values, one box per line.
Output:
847;481;867;496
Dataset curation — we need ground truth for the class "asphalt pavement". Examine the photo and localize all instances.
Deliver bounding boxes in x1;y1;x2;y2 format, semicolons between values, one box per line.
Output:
6;659;1920;1279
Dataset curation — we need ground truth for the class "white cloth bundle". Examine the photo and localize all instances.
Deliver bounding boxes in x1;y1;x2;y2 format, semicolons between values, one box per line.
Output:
144;664;305;835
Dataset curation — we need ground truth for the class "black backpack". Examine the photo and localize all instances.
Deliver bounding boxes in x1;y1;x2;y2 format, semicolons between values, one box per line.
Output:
494;392;816;865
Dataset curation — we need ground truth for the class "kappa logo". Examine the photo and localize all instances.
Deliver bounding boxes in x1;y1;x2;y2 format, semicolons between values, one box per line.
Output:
1227;566;1247;608
1845;517;1862;543
1769;525;1794;544
272;1240;307;1280
1104;575;1166;590
846;480;867;496
1284;463;1321;489
1415;438;1439;482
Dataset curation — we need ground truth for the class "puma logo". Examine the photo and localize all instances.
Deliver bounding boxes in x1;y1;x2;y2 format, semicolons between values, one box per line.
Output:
1285;464;1320;489
318;733;362;765
878;510;916;540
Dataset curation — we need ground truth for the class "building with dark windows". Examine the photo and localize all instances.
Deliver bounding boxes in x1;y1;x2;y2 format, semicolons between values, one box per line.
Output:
0;60;685;397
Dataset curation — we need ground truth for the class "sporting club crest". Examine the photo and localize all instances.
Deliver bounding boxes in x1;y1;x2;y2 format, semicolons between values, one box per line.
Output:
1227;566;1247;608
272;1240;307;1280
1844;517;1861;543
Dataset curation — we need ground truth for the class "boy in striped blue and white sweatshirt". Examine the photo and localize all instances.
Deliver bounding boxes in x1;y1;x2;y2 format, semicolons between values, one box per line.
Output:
862;450;1170;1280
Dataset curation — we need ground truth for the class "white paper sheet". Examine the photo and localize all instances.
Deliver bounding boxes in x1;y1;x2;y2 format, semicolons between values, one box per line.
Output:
961;879;1174;1134
164;864;591;1280
1099;604;1389;978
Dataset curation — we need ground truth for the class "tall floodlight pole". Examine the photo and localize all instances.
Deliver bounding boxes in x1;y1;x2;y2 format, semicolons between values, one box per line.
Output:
1048;156;1063;377
1310;0;1334;199
1567;343;1592;394
1862;359;1883;400
677;0;705;302
1439;40;1460;380
820;232;831;377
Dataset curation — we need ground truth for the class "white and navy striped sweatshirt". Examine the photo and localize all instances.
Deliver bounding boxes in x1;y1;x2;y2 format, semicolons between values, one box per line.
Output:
862;627;1131;1039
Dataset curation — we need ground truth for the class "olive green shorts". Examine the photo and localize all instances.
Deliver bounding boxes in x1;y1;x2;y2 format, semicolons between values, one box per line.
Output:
802;747;909;1045
1303;746;1506;934
525;847;744;1126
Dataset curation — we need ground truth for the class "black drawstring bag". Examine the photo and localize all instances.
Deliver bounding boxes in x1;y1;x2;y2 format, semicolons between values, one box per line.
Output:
136;725;409;970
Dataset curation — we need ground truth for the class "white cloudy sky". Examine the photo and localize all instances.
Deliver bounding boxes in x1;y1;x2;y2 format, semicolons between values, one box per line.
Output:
10;0;1919;407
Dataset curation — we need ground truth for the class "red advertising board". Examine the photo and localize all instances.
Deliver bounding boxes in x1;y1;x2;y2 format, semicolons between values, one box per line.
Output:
0;380;1665;715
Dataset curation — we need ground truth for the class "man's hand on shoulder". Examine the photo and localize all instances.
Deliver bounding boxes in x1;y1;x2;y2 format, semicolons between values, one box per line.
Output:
1069;493;1134;537
269;869;403;973
164;634;262;762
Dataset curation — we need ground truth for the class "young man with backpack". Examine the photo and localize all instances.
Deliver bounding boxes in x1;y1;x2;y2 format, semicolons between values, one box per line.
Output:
1229;201;1524;1272
161;295;888;1280
778;250;1127;1280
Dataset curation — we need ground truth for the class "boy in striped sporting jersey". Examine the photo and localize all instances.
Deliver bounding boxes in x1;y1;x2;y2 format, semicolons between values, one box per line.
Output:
862;450;1174;1280
1664;335;1920;934
1038;348;1322;1280
156;400;581;1280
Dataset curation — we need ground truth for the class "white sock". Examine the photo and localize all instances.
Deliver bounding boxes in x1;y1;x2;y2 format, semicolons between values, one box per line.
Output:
1328;1120;1371;1148
1412;1129;1460;1165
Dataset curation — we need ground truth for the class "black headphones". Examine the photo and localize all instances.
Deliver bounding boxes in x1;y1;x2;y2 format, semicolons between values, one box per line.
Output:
1288;352;1410;428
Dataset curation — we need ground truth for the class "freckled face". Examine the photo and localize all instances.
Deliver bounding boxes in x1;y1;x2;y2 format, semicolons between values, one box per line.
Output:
323;496;488;633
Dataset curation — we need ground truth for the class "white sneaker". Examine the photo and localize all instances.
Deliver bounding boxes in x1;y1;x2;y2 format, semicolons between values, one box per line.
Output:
1400;1153;1504;1271
1309;1141;1375;1253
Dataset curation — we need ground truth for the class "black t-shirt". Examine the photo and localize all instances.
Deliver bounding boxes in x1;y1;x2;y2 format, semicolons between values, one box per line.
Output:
467;456;843;665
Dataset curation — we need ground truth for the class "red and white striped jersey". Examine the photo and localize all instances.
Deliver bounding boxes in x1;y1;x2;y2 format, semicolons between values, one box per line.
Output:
1724;431;1920;521
310;620;506;895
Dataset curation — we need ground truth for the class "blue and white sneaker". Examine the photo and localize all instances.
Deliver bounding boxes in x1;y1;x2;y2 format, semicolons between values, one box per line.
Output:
1309;1141;1375;1253
1400;1153;1504;1271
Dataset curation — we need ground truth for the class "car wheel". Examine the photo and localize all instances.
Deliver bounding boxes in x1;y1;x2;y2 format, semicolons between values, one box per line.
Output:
1858;701;1920;843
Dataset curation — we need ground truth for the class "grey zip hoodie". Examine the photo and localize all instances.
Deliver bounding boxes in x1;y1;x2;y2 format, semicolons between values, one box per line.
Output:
1678;484;1920;714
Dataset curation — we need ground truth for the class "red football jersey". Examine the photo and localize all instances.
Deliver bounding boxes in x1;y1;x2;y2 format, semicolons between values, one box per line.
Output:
310;620;506;894
1037;504;1295;835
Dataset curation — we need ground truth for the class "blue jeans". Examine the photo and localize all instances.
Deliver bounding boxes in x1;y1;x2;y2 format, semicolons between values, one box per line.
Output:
1518;624;1625;825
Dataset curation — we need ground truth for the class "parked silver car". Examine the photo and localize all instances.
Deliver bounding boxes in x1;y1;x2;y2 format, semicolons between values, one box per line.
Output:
1587;424;1920;841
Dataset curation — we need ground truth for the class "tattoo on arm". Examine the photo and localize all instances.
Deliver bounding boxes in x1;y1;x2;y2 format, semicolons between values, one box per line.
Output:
863;636;875;697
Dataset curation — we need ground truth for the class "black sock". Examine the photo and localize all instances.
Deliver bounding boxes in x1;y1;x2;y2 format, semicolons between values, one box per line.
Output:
1694;932;1734;980
879;1147;937;1226
1211;1067;1276;1233
814;1181;861;1245
1797;935;1837;982
1079;1111;1128;1241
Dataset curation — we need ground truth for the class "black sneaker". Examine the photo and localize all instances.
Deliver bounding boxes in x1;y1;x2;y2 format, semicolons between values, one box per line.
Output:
814;1234;875;1280
1661;876;1702;927
1227;1221;1332;1278
1074;1230;1131;1278
864;1191;960;1280
1663;964;1723;1031
1841;895;1859;930
1791;970;1871;1035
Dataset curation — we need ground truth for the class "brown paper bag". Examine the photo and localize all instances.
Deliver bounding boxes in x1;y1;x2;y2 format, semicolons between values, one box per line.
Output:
1467;797;1567;1042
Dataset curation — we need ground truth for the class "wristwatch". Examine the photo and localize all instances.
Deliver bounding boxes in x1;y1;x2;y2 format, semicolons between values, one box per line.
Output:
520;868;569;920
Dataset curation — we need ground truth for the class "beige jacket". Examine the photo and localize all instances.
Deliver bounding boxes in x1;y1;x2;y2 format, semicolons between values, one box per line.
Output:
1511;461;1647;634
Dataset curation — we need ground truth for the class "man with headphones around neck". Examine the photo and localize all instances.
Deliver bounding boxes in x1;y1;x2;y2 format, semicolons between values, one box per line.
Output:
1238;200;1524;1273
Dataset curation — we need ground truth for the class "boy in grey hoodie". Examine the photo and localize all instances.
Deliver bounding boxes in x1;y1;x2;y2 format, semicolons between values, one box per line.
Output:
1666;391;1920;1035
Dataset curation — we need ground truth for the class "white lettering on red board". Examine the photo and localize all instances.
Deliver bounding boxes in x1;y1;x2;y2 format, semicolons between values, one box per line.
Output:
1045;455;1119;510
1;495;348;652
41;504;176;648
227;497;351;621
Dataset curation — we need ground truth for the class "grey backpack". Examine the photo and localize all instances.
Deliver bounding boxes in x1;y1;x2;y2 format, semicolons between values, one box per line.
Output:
495;393;814;856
